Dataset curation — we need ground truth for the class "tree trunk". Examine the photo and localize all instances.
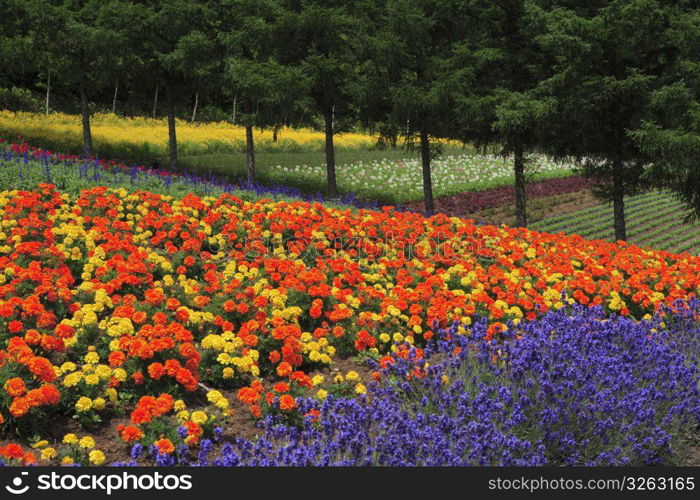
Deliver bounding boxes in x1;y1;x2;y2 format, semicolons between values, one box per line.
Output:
324;104;338;198
419;118;434;215
514;144;527;227
232;96;237;124
152;86;159;119
79;80;93;157
112;82;118;114
245;125;256;184
167;98;177;171
191;92;198;123
45;71;50;115
612;164;626;241
272;126;278;143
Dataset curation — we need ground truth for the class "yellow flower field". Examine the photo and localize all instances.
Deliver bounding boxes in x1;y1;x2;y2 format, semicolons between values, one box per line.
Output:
0;111;378;159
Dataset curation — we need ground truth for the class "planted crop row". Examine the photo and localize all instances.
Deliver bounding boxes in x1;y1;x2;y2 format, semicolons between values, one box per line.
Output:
532;192;699;255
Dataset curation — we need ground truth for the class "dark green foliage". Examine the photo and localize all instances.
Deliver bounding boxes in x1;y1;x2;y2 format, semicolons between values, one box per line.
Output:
630;6;700;220
533;0;700;239
453;1;555;227
356;0;466;214
217;0;311;183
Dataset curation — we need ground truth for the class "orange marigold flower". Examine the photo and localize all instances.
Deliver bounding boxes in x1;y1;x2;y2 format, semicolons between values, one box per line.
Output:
279;394;296;411
276;362;292;377
273;382;289;393
132;371;145;385
147;362;164;380
2;443;25;459
108;351;126;367
9;398;30;418
8;321;23;334
4;377;26;398
237;387;261;405
118;424;144;443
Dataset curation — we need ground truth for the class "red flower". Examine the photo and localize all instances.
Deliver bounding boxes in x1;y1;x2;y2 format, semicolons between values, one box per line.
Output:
2;443;24;459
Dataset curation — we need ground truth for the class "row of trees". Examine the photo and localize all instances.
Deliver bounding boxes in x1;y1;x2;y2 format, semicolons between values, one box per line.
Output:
2;0;699;239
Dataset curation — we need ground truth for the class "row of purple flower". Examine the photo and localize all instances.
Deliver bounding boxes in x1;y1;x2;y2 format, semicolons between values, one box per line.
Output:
0;140;378;208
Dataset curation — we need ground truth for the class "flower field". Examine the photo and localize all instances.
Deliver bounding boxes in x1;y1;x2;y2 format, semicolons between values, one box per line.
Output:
0;140;373;208
0;176;698;466
267;153;574;203
0;111;377;162
0;112;580;205
161;304;700;466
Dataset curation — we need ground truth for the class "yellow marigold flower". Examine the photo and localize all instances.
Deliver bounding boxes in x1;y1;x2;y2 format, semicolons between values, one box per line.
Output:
84;374;100;386
79;436;95;449
84;351;99;364
312;375;324;386
345;371;359;382
95;364;112;379
82;311;98;326
113;368;127;381
75;397;92;413
41;447;58;460
206;390;223;404
105;388;118;403
191;411;207;425
92;397;106;411
63;433;78;445
61;456;74;465
354;383;367;395
89;450;106;465
333;374;344;384
222;367;234;379
60;362;77;373
316;389;328;400
174;399;187;412
63;372;82;387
